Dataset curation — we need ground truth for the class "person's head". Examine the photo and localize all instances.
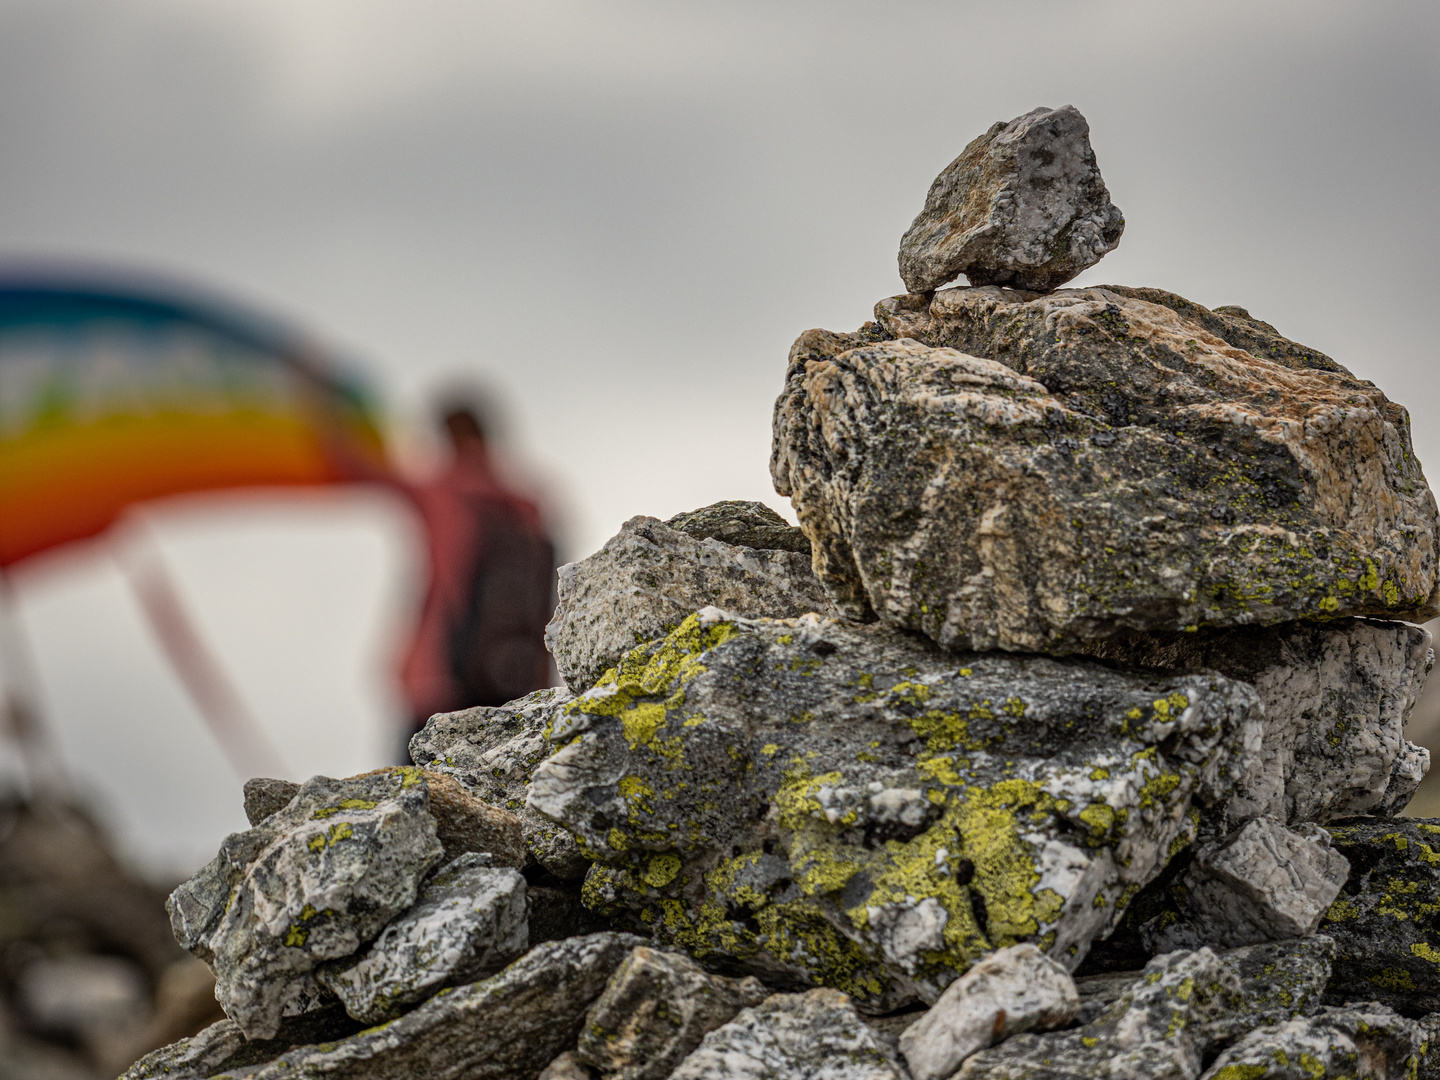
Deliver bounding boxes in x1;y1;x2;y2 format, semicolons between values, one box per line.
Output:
442;406;486;451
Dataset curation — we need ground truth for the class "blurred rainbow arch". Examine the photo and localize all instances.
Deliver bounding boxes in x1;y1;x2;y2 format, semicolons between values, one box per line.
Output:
0;277;389;567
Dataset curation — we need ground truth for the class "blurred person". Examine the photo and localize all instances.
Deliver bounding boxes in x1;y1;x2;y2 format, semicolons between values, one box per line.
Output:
398;397;557;744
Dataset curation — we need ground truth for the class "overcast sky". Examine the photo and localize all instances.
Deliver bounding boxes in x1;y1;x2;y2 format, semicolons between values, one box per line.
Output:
1;0;1437;875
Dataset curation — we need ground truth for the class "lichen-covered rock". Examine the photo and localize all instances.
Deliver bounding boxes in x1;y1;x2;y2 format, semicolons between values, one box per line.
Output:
528;609;1258;1011
238;932;644;1080
544;514;833;692
1145;819;1349;952
120;1007;365;1080
243;778;300;826
771;286;1440;651
575;945;768;1080
956;948;1237;1080
411;688;590;879
898;943;1078;1080
669;988;908;1080
665;500;811;555
1200;1003;1422;1080
165;767;446;1039
316;853;528;1024
1319;818;1440;1015
897;105;1124;294
1084;619;1433;826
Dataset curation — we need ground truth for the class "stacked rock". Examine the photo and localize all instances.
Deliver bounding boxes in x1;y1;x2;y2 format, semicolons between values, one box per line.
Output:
128;105;1440;1080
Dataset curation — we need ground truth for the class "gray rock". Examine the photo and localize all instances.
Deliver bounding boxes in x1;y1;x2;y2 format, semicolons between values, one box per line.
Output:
1145;819;1349;952
898;105;1124;294
166;767;447;1039
243;778;300;826
1416;1013;1440;1080
1084;619;1433;826
1200;1003;1421;1080
539;1052;596;1080
1319;818;1440;1015
529;609;1259;1011
772;287;1440;650
237;932;645;1080
669;988;908;1080
544;514;833;693
665;500;811;555
957;948;1237;1080
898;943;1078;1080
575;946;768;1080
316;853;528;1024
410;688;590;880
119;1008;365;1080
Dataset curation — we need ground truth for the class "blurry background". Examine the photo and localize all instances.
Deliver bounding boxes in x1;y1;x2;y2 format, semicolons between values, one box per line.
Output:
0;0;1436;986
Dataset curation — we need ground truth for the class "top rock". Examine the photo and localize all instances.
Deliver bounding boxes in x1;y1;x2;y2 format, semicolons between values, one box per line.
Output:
898;105;1123;294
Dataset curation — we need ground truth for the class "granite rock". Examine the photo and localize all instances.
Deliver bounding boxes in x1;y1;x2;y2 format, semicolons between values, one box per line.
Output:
668;988;908;1080
243;778;300;827
119;1006;365;1080
237;932;644;1080
956;947;1237;1080
898;943;1078;1080
1084;619;1433;826
166;767;447;1039
1145;819;1349;952
575;946;768;1080
665;500;811;555
529;609;1258;1011
771;286;1440;650
316;853;528;1024
544;514;833;693
1320;817;1440;1015
410;688;590;879
898;105;1124;293
1201;1003;1421;1080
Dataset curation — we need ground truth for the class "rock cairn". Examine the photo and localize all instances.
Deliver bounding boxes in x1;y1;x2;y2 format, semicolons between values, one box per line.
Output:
129;106;1440;1080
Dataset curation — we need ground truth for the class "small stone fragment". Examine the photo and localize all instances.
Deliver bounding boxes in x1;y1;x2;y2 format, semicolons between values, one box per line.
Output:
669;988;908;1080
1146;819;1349;952
243;778;300;826
238;933;644;1080
665;500;811;555
540;1051;596;1080
958;948;1237;1080
1319;817;1440;1015
165;767;446;1039
411;687;590;880
422;770;526;869
544;513;833;692
316;853;528;1024
575;946;768;1080
1200;1003;1421;1080
773;288;1440;649
897;105;1124;294
530;610;1258;1011
898;943;1078;1080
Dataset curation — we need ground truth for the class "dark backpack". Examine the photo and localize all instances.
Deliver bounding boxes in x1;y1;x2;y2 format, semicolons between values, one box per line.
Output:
447;499;556;708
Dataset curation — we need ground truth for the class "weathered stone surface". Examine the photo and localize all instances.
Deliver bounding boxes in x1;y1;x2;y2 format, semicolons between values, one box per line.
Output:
1320;817;1440;1015
1415;1013;1440;1080
575;946;768;1080
544;514;833;693
1201;1004;1421;1080
898;105;1124;294
957;948;1237;1080
421;769;526;869
1145;819;1349;952
166;767;446;1039
669;988;907;1080
1085;619;1433;826
898;943;1078;1080
316;853;528;1024
666;500;811;555
771;286;1440;651
243;778;300;827
529;609;1258;1011
539;1051;595;1080
239;932;643;1080
412;688;589;880
120;1007;365;1080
